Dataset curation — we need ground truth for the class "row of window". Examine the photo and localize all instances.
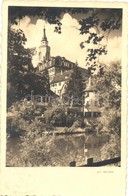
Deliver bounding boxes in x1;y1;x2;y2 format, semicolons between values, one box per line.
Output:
38;63;49;71
51;82;62;87
85;112;101;118
55;89;61;94
63;62;74;69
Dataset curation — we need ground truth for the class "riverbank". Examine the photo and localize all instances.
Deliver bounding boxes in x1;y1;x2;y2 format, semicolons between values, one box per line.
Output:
6;130;110;167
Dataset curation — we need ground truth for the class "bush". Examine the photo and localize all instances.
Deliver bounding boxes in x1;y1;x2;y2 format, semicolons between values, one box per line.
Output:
43;106;84;127
67;117;85;132
100;134;121;160
72;118;85;128
7;134;57;167
7;116;29;137
7;101;46;137
44;106;67;126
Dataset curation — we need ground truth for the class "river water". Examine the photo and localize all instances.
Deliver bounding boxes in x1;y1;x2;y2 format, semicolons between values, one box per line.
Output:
6;133;109;167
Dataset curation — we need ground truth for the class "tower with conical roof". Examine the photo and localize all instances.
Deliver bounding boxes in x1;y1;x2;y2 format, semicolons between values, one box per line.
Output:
38;26;51;63
83;77;101;118
41;27;48;45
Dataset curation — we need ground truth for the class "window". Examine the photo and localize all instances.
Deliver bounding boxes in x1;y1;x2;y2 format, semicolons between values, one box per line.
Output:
86;101;90;106
85;112;91;118
93;112;101;118
59;82;61;86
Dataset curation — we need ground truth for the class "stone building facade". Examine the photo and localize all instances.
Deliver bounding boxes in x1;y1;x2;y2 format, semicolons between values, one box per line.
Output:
36;27;76;82
36;27;100;117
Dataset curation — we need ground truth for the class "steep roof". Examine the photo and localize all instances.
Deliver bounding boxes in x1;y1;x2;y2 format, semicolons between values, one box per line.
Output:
83;77;97;92
51;70;73;84
41;27;48;43
36;56;76;70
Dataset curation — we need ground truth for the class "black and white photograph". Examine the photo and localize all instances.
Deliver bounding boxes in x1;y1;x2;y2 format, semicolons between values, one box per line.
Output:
6;5;122;167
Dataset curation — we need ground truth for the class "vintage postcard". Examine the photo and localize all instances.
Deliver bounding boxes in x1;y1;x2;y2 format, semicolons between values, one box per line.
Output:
0;0;127;195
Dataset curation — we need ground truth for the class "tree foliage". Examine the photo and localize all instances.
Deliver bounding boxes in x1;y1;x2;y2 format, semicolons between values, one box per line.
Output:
100;134;121;162
7;26;51;107
7;7;122;166
64;66;84;107
90;61;121;159
43;106;67;126
8;7;122;74
7;100;46;137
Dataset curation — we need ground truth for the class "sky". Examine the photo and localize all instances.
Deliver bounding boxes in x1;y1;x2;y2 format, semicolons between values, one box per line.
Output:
11;12;122;68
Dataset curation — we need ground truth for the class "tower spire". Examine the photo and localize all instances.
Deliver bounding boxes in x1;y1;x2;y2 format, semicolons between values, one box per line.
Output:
39;24;50;62
42;25;47;42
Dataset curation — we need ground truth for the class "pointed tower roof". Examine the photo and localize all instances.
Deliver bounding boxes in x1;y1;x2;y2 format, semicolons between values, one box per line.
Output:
42;26;48;42
84;77;97;92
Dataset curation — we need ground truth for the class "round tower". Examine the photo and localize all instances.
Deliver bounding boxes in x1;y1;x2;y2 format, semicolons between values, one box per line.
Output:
83;77;100;118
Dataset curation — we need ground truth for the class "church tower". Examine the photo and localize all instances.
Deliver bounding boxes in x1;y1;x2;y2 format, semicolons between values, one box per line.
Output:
38;26;51;62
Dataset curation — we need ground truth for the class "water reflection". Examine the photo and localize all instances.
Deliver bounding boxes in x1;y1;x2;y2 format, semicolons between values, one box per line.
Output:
7;133;109;167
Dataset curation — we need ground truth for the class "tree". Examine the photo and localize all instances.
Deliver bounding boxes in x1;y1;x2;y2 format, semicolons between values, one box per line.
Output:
7;26;34;106
7;7;122;164
7;100;46;137
7;26;51;107
42;69;50;94
8;7;122;74
92;61;121;135
43;105;67;127
64;66;84;107
100;133;121;161
89;61;121;159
